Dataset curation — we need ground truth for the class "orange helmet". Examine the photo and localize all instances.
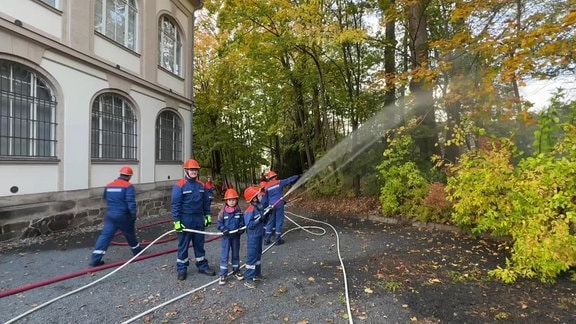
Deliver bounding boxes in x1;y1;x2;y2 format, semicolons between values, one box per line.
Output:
183;159;200;169
243;186;261;203
266;170;277;180
119;166;133;176
224;188;239;200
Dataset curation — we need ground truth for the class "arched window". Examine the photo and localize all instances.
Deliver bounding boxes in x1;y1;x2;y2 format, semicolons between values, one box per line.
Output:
0;60;57;158
95;0;138;50
91;93;137;160
158;15;183;76
156;110;182;161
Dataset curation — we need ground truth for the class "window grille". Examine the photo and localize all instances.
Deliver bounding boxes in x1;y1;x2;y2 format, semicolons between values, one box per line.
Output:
0;60;57;158
91;93;137;160
156;110;182;161
159;15;183;76
95;0;138;50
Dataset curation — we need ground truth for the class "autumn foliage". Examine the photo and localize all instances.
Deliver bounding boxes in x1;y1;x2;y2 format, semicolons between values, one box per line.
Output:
446;127;576;283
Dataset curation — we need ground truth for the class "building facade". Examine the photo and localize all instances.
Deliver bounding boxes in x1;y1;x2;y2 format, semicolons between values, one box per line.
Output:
0;0;203;241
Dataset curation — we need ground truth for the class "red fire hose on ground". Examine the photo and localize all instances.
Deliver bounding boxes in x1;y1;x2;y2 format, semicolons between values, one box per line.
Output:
0;223;221;299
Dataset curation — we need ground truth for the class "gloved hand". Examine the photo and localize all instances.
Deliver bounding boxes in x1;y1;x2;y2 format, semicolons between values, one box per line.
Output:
238;229;245;235
173;221;185;232
204;215;212;227
263;206;273;216
222;229;230;236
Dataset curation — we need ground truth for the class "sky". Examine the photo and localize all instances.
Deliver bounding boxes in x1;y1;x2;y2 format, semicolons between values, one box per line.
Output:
520;77;576;111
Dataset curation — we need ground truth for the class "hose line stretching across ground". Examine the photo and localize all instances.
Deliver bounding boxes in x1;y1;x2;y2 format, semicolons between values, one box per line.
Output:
6;212;354;324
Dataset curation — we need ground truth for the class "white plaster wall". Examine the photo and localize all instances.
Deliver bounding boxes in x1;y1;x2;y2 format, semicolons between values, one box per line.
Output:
154;0;187;95
155;164;183;183
130;90;166;183
0;164;59;195
2;0;62;39
180;104;192;159
91;164;140;188
41;51;108;191
94;35;141;74
155;0;190;32
155;0;173;15
157;69;185;94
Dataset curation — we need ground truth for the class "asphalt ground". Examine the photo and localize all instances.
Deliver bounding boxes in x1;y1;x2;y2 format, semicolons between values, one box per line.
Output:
0;206;412;324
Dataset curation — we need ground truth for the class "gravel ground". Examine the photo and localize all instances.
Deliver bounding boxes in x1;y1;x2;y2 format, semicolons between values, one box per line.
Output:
2;203;575;324
0;206;410;324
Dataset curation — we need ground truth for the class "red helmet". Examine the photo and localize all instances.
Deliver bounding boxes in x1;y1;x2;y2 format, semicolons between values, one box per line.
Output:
243;186;260;203
119;166;133;176
224;188;239;200
266;170;277;180
183;159;200;169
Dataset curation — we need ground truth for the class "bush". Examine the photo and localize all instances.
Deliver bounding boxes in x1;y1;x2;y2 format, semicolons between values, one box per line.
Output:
422;182;453;223
447;132;576;283
446;138;516;236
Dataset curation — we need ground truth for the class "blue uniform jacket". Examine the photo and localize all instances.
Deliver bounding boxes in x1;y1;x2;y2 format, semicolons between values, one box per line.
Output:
263;175;299;206
103;178;137;219
171;178;211;223
204;181;216;200
244;204;265;236
217;206;245;234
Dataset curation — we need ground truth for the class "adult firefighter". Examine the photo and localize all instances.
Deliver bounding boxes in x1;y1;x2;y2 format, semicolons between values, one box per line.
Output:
89;166;143;266
261;170;299;245
172;159;216;280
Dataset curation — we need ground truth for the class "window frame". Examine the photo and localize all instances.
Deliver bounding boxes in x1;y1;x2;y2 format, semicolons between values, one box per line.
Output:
158;15;183;76
0;60;58;159
38;0;59;9
91;93;138;161
155;110;183;162
94;0;138;51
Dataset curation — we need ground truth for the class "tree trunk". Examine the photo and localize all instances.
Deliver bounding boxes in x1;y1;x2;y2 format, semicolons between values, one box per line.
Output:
407;0;439;159
384;0;396;109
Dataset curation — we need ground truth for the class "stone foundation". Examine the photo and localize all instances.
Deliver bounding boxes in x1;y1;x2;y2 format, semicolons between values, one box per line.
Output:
0;181;173;242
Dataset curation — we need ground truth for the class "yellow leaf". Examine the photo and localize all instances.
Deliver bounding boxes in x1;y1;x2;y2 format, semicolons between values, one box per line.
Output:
364;287;373;294
308;277;315;282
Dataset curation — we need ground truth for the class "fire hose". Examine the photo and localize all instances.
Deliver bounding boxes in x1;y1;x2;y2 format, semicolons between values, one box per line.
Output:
4;201;355;324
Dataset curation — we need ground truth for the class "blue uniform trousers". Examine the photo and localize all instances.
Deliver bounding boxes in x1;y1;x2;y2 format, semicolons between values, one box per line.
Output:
219;234;241;276
245;232;263;280
265;202;286;242
91;215;140;264
176;220;209;274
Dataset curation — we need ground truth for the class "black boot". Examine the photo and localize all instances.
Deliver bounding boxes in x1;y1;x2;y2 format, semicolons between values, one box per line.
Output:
177;272;187;280
89;260;105;267
264;233;271;245
199;267;216;276
275;234;284;245
132;246;144;256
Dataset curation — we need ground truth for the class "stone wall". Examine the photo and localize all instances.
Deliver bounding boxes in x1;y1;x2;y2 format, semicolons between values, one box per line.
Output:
0;181;174;242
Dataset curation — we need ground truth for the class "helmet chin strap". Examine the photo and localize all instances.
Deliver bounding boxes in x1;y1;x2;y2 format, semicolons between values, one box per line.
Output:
184;169;198;180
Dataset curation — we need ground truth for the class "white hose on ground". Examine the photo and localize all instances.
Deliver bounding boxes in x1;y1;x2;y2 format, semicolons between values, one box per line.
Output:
8;213;354;324
123;211;354;324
